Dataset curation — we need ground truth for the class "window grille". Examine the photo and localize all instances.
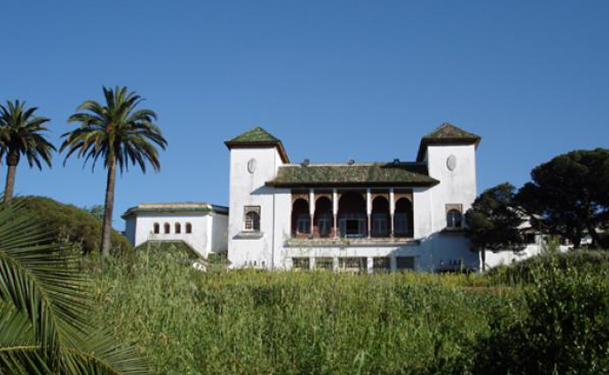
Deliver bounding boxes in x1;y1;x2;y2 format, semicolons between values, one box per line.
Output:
244;206;261;232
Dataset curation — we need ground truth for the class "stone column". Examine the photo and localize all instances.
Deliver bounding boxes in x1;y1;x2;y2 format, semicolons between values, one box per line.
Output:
309;189;315;236
332;189;339;238
390;188;395;237
367;257;374;274
366;188;372;238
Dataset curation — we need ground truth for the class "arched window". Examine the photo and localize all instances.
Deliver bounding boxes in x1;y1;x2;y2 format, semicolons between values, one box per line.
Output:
446;209;462;229
186;222;192;234
314;197;333;238
164;223;170;234
244;208;260;232
153;223;160;234
371;196;390;237
394;198;414;237
175;223;181;234
291;199;310;236
338;191;367;238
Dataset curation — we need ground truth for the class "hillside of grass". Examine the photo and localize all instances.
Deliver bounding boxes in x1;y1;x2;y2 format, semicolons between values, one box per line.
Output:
87;249;609;375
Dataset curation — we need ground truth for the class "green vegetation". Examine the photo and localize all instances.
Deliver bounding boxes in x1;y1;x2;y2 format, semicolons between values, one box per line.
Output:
465;183;526;271
0;200;149;374
13;196;131;255
88;248;609;375
61;86;168;257
516;148;609;248
0;100;55;202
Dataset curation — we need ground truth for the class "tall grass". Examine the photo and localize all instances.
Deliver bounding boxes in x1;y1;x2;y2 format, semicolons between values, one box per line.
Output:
88;249;609;375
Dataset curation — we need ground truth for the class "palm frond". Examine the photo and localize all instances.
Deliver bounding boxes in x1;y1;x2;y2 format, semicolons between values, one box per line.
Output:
62;86;167;174
0;100;54;170
0;200;154;374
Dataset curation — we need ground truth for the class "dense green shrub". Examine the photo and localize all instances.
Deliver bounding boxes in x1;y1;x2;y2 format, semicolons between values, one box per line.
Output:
14;195;131;255
471;265;609;375
488;250;609;285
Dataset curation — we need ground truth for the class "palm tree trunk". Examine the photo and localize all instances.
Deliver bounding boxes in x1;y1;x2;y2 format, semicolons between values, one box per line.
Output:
100;155;116;257
4;152;19;202
481;249;487;272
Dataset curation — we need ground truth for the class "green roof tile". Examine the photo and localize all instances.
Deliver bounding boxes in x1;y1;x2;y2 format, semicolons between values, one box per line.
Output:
121;202;228;219
417;123;481;161
225;126;290;162
266;163;439;187
226;127;280;143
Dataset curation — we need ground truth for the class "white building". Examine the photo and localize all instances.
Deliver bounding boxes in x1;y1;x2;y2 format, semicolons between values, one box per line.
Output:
225;123;484;272
122;202;228;258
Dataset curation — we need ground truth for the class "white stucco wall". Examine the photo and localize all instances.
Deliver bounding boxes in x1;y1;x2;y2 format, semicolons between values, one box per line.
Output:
211;213;229;254
426;144;477;232
125;216;136;245
227;139;481;272
483;239;570;269
129;212;223;258
227;146;284;268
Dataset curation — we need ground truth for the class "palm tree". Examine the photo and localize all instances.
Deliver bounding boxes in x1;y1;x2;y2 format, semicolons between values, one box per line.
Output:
61;86;167;257
0;199;151;374
0;101;55;202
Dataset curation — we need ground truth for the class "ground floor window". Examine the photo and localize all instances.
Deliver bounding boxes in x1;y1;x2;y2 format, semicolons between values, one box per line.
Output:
292;257;310;270
373;257;391;272
315;257;333;270
338;257;367;273
396;256;415;271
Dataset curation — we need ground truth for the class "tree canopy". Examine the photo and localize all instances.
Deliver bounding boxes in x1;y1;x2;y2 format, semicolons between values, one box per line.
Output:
61;86;167;256
13;196;131;255
0;100;55;201
516;148;609;248
465;183;527;271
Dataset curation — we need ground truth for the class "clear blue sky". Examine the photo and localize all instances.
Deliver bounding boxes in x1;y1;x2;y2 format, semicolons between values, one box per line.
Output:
1;1;607;229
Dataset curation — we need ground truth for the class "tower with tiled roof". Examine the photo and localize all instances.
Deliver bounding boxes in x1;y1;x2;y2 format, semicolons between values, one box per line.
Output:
225;127;290;269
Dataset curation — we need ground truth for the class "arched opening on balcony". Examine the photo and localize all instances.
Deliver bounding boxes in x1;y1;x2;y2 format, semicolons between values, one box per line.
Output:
291;199;310;237
164;223;171;234
338;191;366;238
153;223;160;234
186;222;192;234
371;196;390;237
394;198;413;237
314;197;333;238
175;223;181;234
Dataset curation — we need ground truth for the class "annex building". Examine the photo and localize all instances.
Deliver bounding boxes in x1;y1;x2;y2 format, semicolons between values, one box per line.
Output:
226;123;482;272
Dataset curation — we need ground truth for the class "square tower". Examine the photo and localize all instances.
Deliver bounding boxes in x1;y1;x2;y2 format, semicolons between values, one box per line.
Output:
225;127;289;269
416;123;481;233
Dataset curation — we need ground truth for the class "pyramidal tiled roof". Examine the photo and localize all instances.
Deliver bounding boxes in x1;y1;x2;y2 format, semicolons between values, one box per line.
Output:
226;127;280;143
225;126;290;162
422;123;481;140
417;123;481;161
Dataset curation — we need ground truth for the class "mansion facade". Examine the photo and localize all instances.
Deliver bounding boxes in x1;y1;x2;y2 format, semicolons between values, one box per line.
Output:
226;123;482;272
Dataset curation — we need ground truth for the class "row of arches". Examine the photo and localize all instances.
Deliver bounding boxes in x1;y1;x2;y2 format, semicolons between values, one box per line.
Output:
291;192;414;238
153;222;193;235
